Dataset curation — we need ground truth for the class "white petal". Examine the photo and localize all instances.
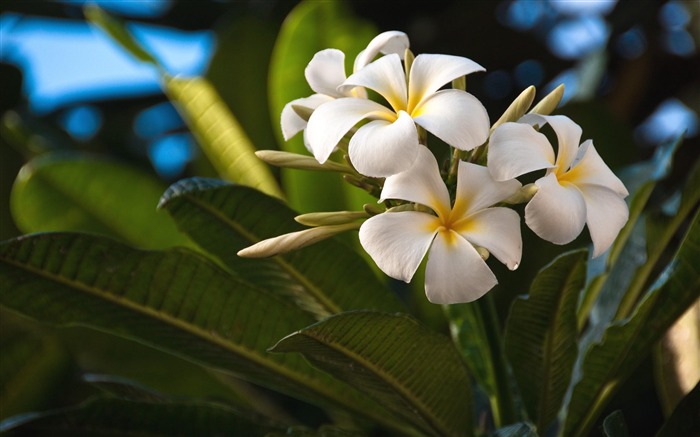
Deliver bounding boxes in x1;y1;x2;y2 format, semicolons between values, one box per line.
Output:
359;211;437;282
525;172;587;245
306;97;395;164
349;111;421;178
578;184;629;258
488;122;556;181
541;115;583;172
412;90;490;151
340;54;408;111
281;94;334;141
424;230;497;304
305;49;347;97
453;162;521;217
353;31;410;71
380;145;451;218
567;140;629;196
458;208;522;270
408;53;485;110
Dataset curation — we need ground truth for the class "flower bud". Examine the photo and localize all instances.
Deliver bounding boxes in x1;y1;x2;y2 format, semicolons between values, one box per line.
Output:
255;150;349;173
529;84;565;116
295;211;368;226
491;85;536;133
237;223;360;258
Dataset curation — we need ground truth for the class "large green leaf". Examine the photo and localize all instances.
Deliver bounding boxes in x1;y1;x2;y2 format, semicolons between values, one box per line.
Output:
0;233;404;433
0;309;73;420
85;4;283;199
268;0;376;213
163;76;283;199
271;311;473;437
0;396;284;436
562;210;700;437
10;154;188;249
504;250;587;431
158;178;403;318
446;295;516;428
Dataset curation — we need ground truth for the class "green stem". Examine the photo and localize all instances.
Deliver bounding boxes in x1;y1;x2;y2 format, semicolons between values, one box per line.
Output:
478;293;517;427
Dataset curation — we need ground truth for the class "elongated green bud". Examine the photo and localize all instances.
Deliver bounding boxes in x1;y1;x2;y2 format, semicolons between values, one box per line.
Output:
295;211;368;226
404;48;415;82
237;223;360;258
255;150;350;173
291;104;314;122
529;84;565;115
491;85;536;132
452;75;466;91
503;183;539;204
363;203;385;216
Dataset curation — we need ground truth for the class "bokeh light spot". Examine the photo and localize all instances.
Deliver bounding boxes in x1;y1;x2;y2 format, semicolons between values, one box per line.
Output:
636;98;699;144
148;133;196;179
483;70;513;100
615;26;647;59
59;105;103;141
514;59;545;88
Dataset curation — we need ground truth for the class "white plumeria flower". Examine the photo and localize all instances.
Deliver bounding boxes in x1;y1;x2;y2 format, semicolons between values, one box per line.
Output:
280;31;410;144
488;114;629;257
306;52;491;178
359;146;522;304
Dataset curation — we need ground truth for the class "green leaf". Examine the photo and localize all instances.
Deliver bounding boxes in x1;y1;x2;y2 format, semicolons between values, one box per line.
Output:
267;425;367;437
163;76;284;199
0;233;404;433
0;309;73;420
271;311;473;437
563;210;700;437
10;154;188;249
504;249;587;431
0;396;284;436
85;4;283;199
578;135;684;329
268;0;377;213
491;422;538;437
83;4;159;65
158;178;403;318
446;295;516;428
655;382;700;437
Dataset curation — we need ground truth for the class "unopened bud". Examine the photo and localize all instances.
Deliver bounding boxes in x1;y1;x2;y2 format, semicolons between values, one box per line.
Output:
404;48;415;82
363;203;385;216
503;183;539;204
237;223;360;258
295;211;368;226
491;85;535;133
255;150;350;173
291;104;314;122
452;76;466;91
475;246;490;261
529;84;565;116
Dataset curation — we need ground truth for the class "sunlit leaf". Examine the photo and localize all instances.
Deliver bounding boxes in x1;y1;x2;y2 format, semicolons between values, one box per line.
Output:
0;396;284;436
10;154;188;249
163;76;284;199
0;233;404;433
158;178;403;318
85;4;283;199
563;210;700;437
505;249;587;431
268;0;377;213
271;311;473;437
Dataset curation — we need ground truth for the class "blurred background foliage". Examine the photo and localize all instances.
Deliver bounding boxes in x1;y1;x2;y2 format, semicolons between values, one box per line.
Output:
1;0;698;435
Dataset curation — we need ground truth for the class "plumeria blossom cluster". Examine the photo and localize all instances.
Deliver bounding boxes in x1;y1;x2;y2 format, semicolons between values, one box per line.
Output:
241;31;629;304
